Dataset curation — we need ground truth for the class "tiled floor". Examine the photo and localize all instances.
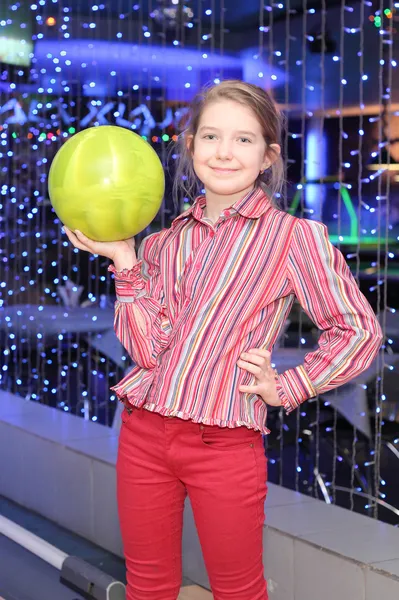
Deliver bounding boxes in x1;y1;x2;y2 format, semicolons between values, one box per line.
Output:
178;586;213;599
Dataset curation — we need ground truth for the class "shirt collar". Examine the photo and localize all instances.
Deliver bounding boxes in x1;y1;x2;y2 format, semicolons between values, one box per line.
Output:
171;187;272;229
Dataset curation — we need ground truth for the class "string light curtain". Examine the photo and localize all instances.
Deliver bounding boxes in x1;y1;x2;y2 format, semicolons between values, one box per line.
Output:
0;0;398;524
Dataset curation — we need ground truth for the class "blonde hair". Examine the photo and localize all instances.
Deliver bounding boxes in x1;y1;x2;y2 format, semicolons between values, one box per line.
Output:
171;79;286;210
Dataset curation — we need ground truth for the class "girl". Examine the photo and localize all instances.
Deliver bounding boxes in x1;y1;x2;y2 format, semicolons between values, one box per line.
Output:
64;80;383;600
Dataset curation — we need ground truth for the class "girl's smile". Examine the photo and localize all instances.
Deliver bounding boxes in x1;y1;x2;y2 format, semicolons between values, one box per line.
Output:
210;167;240;174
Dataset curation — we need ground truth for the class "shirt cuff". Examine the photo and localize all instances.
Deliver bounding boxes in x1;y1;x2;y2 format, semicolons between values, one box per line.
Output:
108;261;146;301
276;364;318;414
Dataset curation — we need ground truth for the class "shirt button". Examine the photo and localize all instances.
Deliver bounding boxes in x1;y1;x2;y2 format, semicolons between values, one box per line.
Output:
209;231;215;237
195;263;201;270
200;425;204;430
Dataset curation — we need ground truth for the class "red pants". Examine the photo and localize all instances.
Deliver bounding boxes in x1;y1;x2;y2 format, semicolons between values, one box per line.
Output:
117;405;268;600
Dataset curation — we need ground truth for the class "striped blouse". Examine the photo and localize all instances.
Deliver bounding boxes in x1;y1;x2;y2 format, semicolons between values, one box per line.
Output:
108;187;383;434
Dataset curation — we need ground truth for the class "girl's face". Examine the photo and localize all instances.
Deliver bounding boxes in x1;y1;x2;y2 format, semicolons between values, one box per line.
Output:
191;100;279;200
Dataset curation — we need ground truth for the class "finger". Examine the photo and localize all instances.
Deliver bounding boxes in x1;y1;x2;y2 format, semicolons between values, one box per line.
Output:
237;359;262;376
63;226;79;241
74;230;101;254
240;352;264;366
259;350;272;368
63;227;84;248
64;228;93;252
248;348;271;359
74;229;93;244
239;385;258;394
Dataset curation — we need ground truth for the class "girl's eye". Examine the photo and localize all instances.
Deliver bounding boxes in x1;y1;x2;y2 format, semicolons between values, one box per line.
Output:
204;134;216;140
239;137;251;143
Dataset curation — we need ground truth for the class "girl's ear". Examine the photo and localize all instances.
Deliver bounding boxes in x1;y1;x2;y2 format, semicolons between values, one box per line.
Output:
262;143;281;171
186;134;194;155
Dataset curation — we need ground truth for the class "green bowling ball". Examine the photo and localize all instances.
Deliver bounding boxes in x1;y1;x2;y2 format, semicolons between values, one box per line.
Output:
48;125;165;242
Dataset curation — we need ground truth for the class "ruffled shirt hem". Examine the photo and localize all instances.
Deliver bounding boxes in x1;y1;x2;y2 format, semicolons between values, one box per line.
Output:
119;397;271;435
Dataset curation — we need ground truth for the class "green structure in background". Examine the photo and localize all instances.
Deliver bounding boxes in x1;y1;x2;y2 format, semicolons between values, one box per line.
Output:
288;180;391;246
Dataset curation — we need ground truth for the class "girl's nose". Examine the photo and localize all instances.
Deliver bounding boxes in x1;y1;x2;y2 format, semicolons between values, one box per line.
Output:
216;141;233;160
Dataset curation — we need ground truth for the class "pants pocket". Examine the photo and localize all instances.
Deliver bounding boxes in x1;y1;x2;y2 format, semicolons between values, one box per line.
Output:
200;424;262;452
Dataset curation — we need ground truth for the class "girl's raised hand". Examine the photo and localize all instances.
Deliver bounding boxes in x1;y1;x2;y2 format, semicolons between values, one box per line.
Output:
237;348;281;407
63;227;136;262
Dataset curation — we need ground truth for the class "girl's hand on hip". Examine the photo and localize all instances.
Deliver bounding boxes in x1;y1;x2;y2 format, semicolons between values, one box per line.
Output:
63;227;136;263
237;348;281;407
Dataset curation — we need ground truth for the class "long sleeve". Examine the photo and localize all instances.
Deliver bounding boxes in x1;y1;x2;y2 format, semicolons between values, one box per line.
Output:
276;218;383;414
108;231;172;369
